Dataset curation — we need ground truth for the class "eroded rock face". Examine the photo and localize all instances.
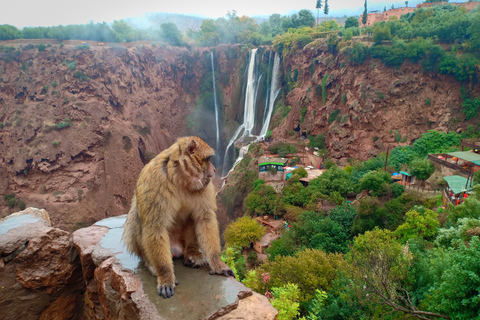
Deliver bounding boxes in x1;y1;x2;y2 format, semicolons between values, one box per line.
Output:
0;208;84;320
72;215;278;320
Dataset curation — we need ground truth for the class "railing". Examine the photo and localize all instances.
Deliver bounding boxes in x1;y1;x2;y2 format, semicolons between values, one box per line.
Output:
460;139;480;150
428;154;470;175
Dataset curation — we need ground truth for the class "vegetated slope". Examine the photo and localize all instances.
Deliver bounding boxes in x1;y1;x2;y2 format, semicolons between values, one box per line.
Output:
271;38;480;164
0;41;243;230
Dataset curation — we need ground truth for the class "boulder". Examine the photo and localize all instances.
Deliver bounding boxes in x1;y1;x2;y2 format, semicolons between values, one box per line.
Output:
0;208;84;320
73;215;278;320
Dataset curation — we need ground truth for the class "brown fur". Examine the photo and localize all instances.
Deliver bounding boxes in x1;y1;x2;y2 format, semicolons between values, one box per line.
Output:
122;136;234;298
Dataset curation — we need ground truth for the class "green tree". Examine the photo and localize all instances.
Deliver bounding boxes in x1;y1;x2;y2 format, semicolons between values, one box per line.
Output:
291;167;308;178
0;24;21;40
357;170;392;196
423;237;480;319
323;0;329;31
362;0;368;26
160;23;183;46
244;249;345;302
394;207;440;243
223;216;265;247
345;16;359;29
350;228;447;319
112;20;133;42
409;158;434;182
373;24;392;44
298;9;315;28
271;283;301;320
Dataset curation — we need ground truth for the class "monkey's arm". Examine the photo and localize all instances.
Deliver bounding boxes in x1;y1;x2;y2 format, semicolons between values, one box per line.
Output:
194;210;235;277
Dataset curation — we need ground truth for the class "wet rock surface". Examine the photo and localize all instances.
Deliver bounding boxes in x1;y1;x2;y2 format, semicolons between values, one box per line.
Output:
0;208;84;320
73;214;277;320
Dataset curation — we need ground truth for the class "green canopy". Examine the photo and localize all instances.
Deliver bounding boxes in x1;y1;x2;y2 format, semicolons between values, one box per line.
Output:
443;175;474;194
447;151;480;166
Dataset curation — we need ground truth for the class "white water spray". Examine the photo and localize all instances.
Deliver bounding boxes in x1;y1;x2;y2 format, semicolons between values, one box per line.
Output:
211;51;220;155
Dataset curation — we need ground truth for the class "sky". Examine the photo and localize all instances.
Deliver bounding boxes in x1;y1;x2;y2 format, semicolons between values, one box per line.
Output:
1;0;441;28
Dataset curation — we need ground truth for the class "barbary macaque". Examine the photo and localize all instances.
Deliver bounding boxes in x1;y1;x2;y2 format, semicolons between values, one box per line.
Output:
123;136;234;298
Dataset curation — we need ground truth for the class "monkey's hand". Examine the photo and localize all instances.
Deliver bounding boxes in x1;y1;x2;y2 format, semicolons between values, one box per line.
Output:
157;282;176;299
209;263;235;277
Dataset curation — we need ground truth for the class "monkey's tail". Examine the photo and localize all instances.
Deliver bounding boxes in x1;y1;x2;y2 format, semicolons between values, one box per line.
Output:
122;194;143;257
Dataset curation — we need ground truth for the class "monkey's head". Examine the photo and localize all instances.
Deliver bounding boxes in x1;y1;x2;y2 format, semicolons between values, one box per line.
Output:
178;136;216;192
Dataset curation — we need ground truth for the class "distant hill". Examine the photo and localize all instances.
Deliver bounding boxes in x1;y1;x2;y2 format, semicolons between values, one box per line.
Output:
125;13;205;32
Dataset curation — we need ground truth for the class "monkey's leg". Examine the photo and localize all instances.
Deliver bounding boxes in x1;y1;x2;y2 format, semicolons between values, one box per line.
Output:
194;211;235;277
182;219;208;268
141;227;176;298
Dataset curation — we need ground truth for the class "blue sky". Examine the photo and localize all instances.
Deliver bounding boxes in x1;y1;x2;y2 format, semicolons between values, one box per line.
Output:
0;0;453;28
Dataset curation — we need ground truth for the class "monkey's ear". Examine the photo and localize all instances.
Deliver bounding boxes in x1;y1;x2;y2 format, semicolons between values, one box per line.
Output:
186;139;198;155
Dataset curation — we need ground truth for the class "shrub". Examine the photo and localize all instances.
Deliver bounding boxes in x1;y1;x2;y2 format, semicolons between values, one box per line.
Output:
52;141;60;146
68;61;76;70
378;92;384;99
308;134;325;149
425;98;431;105
77;44;90;50
37;44;46;51
56;118;71;130
346;42;368;65
0;122;3;129
51;80;57;88
293;69;299;82
341;93;346;104
300;107;307;123
322;74;328;104
73;71;90;82
224;216;265;247
327;109;341;124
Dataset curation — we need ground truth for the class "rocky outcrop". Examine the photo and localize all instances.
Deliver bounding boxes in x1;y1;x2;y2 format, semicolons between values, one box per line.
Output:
0;208;277;320
72;214;278;320
0;208;84;320
274;40;480;164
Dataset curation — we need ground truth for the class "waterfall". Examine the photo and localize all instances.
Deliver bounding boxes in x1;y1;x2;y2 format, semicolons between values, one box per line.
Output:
221;48;281;178
210;51;221;157
243;48;258;136
221;49;258;177
259;52;281;139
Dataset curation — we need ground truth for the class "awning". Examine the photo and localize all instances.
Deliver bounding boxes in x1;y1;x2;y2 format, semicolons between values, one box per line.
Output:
446;151;480;166
443;175;475;194
399;171;412;176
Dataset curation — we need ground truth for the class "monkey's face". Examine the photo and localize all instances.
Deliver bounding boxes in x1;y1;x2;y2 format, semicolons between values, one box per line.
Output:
179;137;216;192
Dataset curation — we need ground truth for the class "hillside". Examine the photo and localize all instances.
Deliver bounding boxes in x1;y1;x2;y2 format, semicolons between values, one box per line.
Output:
0;38;479;229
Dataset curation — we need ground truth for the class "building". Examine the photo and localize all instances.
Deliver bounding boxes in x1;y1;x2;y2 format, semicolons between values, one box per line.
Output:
258;157;287;173
359;2;480;27
428;150;480;176
442;175;474;206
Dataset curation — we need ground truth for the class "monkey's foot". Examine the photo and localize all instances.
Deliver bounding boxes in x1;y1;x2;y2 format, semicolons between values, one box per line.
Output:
157;283;175;299
209;266;235;277
183;253;208;268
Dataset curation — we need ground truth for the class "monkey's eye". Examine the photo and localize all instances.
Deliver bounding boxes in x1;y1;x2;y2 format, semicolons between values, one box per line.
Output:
205;156;212;162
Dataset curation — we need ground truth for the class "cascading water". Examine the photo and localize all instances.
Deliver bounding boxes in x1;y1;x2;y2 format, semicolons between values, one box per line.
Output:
259;52;281;139
221;48;282;178
222;48;258;177
210;51;221;158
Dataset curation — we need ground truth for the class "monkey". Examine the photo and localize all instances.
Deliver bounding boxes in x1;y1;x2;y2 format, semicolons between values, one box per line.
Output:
122;136;234;299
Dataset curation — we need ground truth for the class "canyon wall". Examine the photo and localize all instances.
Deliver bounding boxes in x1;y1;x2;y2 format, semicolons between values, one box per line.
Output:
0;42;248;229
272;39;479;164
1;39;478;229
